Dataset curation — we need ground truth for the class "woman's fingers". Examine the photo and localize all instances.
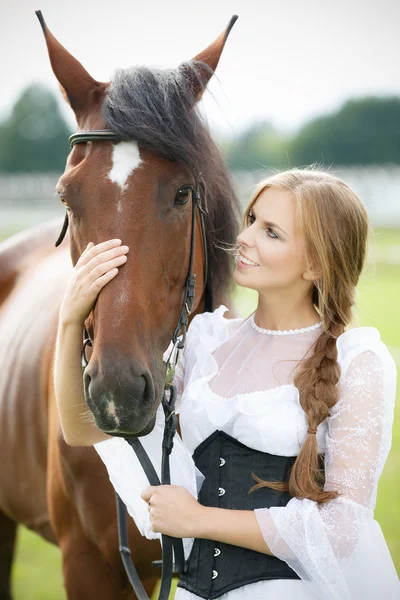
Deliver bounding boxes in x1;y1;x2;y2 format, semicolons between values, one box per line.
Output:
80;240;130;302
77;240;130;284
59;238;129;326
86;267;120;296
77;238;124;267
86;245;129;272
87;254;128;289
141;487;155;503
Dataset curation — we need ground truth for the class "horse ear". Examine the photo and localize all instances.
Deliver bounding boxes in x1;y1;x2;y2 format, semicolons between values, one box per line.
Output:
186;15;238;101
35;11;106;124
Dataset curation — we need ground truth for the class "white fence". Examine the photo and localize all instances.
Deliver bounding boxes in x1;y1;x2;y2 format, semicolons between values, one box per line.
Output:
232;165;400;228
1;166;400;233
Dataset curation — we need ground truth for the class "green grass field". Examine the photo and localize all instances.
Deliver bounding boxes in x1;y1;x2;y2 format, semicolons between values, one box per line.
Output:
2;227;399;599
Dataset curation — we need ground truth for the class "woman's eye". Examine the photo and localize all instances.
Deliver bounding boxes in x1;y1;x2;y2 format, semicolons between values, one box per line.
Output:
247;214;279;239
247;213;255;225
266;228;279;239
174;186;192;205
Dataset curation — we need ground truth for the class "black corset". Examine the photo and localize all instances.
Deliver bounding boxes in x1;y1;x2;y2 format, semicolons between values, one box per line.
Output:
177;430;301;599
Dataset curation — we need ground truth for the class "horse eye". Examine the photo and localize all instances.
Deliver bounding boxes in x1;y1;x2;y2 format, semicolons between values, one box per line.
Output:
174;186;192;206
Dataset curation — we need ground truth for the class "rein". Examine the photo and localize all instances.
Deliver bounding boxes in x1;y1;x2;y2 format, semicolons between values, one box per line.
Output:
64;130;209;600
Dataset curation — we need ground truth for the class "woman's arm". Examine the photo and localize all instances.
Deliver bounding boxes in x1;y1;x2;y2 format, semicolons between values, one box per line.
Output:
54;238;129;446
198;507;274;555
251;347;399;598
141;484;274;554
54;318;111;446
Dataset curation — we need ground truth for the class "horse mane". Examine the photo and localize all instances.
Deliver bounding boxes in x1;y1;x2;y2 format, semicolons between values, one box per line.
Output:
102;61;241;306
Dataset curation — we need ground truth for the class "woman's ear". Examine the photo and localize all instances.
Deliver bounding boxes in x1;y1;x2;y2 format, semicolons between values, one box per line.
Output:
302;264;322;282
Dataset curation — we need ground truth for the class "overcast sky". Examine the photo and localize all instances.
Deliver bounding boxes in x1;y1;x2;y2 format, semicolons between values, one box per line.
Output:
1;0;400;138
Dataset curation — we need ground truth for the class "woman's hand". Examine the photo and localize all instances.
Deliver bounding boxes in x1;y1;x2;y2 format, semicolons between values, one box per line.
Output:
141;485;207;538
59;239;129;326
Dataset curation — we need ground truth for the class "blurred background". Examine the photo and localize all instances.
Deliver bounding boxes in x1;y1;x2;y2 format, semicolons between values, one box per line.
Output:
1;0;399;598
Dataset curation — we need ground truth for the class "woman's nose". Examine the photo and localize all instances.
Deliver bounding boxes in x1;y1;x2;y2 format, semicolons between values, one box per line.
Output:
237;229;254;247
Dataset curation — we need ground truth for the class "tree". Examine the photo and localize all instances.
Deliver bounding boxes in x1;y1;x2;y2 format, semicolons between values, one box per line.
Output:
0;83;72;172
218;96;400;170
220;121;291;171
289;97;400;166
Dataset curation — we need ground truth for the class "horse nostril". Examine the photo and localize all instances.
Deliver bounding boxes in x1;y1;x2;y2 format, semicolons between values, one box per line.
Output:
83;370;94;406
114;374;147;402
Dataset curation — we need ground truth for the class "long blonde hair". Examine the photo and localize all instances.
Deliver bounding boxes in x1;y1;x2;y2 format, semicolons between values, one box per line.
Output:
246;168;371;504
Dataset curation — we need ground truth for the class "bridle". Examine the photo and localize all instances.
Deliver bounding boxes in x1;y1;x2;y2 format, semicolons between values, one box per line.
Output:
59;130;210;600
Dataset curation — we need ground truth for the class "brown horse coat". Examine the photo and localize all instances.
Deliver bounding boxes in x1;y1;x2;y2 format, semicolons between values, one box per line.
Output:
0;12;239;600
0;219;160;597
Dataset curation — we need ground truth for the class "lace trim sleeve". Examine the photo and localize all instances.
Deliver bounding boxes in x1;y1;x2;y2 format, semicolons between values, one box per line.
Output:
254;347;399;599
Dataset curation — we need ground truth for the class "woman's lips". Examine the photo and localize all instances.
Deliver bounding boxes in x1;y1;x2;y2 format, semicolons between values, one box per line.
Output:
236;254;259;269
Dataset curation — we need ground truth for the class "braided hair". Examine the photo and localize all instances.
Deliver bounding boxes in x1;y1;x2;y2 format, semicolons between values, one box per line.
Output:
247;168;370;504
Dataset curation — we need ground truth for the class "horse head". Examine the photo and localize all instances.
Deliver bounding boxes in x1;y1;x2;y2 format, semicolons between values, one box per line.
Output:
36;11;240;436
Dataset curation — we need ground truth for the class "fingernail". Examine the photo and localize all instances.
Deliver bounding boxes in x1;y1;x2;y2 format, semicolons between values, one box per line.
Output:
113;239;121;245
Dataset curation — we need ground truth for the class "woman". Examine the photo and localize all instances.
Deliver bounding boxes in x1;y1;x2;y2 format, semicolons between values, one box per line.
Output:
55;168;399;599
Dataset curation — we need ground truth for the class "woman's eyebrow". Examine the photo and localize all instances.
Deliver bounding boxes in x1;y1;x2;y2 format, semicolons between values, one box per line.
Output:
250;210;288;236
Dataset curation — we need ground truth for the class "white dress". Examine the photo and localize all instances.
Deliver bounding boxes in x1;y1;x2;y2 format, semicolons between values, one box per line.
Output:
94;305;400;600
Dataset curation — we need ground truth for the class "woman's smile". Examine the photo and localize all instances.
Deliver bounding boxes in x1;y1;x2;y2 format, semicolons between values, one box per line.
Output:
236;252;260;269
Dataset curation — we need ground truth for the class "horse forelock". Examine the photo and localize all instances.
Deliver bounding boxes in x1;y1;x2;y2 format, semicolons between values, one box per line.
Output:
101;61;241;306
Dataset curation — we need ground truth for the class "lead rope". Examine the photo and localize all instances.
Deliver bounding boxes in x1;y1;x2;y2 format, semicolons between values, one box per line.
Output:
119;385;183;600
81;334;183;600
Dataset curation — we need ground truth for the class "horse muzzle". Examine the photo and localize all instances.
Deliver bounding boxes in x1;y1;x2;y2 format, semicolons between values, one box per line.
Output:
83;357;161;436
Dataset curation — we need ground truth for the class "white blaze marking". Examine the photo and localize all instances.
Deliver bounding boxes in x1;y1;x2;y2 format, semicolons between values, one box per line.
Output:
107;141;141;327
105;400;120;427
108;141;142;191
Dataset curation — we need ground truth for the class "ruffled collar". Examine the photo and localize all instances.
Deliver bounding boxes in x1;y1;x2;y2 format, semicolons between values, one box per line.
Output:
184;306;301;425
250;313;323;335
182;305;381;428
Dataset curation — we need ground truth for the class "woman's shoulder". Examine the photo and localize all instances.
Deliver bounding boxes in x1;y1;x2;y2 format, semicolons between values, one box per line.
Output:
187;304;244;340
163;306;244;364
336;325;396;384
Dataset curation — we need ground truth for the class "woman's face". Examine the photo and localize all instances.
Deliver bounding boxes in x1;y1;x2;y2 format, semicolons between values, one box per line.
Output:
233;186;313;294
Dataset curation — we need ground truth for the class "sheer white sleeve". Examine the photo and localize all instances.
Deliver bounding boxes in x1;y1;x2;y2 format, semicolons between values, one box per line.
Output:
254;337;399;599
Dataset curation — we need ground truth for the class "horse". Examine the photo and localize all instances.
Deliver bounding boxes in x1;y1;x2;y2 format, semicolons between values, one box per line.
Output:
0;12;240;600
